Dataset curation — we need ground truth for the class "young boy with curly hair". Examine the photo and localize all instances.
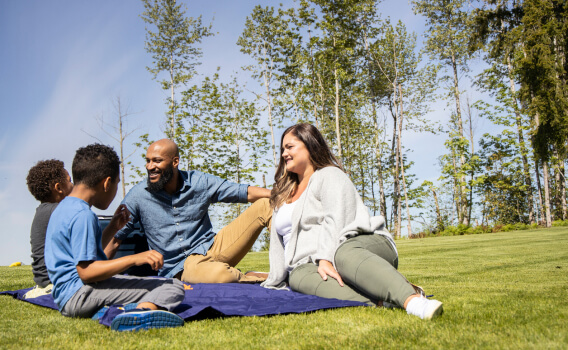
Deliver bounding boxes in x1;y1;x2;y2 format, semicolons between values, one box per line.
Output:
25;159;74;299
45;144;185;331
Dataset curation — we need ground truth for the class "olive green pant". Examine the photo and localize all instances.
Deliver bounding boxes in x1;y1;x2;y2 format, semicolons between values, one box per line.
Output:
289;234;416;307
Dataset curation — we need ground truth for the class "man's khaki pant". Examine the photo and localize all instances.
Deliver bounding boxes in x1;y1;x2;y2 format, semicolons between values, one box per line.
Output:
180;198;272;284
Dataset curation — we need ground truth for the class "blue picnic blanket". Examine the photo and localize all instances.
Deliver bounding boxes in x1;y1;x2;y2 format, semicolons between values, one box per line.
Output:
1;283;367;327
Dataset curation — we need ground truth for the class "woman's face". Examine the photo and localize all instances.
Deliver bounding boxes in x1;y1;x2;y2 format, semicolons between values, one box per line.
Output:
282;133;312;175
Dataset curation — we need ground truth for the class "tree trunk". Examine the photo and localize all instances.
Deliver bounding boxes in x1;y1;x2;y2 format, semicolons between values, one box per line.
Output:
170;53;175;137
534;160;545;224
395;84;412;237
451;152;461;224
450;50;469;225
561;161;567;220
553;149;567;220
506;32;535;224
332;36;343;161
542;161;552;226
262;40;278;168
533;106;552;227
334;66;343;161
372;102;388;226
431;186;443;232
117;99;126;198
466;98;475;224
390;100;400;238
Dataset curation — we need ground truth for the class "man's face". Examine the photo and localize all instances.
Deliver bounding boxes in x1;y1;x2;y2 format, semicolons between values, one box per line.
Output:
145;144;177;192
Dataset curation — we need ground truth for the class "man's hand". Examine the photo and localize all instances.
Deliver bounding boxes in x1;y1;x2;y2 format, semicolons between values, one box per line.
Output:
317;259;344;287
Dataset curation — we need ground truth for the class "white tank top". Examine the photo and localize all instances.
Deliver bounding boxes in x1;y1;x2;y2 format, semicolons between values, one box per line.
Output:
273;201;297;249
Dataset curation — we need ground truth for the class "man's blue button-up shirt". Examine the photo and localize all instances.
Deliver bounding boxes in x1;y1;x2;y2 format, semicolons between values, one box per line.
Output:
115;170;249;278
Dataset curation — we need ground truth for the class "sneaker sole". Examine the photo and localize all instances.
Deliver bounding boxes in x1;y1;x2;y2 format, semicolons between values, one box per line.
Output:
424;300;444;320
111;311;184;332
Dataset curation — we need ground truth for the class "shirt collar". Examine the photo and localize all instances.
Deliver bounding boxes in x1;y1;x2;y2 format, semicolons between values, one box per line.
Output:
178;170;191;192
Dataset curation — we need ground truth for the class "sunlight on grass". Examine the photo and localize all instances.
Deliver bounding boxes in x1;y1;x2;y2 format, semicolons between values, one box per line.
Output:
1;228;567;349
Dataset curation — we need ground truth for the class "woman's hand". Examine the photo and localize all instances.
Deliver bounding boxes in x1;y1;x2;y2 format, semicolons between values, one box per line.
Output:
317;259;344;287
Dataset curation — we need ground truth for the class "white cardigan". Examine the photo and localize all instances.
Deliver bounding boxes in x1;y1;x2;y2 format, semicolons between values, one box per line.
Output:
261;166;395;289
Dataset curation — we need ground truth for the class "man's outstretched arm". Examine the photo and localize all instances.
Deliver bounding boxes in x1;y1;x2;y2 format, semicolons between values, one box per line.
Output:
247;186;271;203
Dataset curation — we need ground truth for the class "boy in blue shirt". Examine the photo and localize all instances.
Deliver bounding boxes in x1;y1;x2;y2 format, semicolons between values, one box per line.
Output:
45;144;185;331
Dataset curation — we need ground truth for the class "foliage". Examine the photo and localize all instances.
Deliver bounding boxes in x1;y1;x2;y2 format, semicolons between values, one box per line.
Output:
412;0;477;226
237;4;297;167
517;0;568;162
123;0;568;237
141;0;213;136
177;73;271;225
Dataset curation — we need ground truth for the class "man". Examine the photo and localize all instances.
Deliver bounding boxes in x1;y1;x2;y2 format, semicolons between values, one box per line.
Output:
105;139;272;284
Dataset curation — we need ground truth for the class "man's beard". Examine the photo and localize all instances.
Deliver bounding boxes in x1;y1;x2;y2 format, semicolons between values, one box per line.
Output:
146;164;174;192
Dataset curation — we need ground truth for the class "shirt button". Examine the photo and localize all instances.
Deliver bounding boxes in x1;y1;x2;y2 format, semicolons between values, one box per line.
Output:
179;238;183;241
176;222;179;226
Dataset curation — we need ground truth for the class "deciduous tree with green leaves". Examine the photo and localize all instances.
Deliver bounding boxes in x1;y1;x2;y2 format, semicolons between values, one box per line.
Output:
237;5;297;167
412;0;474;225
141;0;213;137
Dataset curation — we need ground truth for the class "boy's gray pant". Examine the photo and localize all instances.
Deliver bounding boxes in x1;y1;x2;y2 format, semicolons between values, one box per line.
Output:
61;275;185;318
289;234;416;307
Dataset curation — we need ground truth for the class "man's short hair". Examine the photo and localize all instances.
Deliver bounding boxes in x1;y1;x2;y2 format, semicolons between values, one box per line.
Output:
72;144;120;188
26;159;67;202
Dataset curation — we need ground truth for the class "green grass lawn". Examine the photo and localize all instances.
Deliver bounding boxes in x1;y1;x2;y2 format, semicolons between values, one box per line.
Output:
1;228;567;349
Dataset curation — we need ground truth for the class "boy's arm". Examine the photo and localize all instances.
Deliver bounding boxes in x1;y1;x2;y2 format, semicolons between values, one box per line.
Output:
76;250;164;284
247;186;271;203
104;237;122;260
102;204;129;259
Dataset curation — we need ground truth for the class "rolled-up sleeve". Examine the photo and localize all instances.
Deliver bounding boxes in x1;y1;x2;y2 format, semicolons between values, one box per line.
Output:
206;173;249;204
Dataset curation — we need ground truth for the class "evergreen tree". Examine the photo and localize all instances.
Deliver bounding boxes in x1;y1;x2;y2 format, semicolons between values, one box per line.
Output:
471;0;568;226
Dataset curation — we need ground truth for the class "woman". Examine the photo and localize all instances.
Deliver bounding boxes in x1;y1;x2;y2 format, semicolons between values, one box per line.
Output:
261;123;443;320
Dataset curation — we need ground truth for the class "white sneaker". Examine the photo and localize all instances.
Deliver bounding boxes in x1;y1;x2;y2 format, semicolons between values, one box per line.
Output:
406;296;443;320
23;284;53;299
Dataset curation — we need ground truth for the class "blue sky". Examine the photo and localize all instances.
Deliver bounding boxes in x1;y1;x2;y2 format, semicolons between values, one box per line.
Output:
0;0;486;266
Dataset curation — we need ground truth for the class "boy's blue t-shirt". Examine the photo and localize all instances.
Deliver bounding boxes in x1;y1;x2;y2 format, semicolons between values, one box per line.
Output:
45;197;107;311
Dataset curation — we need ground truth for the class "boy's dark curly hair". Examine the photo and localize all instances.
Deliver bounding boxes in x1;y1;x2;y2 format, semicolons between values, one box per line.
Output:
72;144;120;188
26;159;67;202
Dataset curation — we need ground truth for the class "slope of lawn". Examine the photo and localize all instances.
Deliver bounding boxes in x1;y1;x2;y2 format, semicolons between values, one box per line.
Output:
1;228;566;349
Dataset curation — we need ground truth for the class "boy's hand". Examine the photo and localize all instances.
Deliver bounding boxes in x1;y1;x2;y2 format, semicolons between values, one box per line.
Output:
109;204;130;231
133;250;164;271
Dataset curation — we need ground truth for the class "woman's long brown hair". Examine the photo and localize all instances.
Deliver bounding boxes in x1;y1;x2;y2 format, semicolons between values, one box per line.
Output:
269;123;343;209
